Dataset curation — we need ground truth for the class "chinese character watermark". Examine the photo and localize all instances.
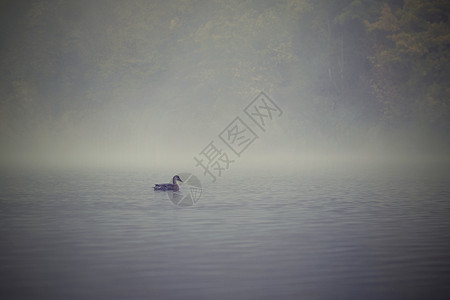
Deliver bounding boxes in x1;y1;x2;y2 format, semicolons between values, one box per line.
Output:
160;91;282;207
219;117;258;157
194;91;282;184
193;141;235;182
244;91;283;131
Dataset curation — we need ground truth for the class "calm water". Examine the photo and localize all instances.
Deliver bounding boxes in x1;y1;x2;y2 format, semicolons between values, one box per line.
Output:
1;162;450;299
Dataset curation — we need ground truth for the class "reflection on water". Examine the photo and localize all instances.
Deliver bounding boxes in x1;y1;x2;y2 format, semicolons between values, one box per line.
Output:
167;173;203;206
1;163;449;299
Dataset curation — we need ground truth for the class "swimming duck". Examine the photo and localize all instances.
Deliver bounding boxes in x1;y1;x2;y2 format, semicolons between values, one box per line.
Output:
153;175;183;192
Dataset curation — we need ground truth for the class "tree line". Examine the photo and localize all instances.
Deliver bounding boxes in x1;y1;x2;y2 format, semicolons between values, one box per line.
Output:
1;0;449;152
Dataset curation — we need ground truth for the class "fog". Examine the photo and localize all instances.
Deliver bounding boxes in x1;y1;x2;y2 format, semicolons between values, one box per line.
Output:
1;0;449;172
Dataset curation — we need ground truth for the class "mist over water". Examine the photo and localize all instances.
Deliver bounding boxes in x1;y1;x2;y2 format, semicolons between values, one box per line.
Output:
1;1;449;170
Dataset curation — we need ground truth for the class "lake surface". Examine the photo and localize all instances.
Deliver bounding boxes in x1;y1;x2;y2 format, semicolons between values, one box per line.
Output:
1;162;450;299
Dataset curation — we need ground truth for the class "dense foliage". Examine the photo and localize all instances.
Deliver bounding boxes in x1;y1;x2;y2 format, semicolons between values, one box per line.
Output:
1;0;449;157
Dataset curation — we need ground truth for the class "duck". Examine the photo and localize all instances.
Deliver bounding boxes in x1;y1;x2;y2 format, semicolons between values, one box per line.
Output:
153;175;183;192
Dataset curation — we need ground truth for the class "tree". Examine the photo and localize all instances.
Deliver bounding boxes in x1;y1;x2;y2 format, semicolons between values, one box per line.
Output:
365;0;450;133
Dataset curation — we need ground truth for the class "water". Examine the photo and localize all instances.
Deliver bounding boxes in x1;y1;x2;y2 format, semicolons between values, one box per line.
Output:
1;162;450;299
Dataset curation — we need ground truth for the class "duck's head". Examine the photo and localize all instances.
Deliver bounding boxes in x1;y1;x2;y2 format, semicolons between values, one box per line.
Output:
172;175;183;184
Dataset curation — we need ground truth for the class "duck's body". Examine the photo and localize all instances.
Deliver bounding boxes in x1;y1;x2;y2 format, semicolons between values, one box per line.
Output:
154;175;183;192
